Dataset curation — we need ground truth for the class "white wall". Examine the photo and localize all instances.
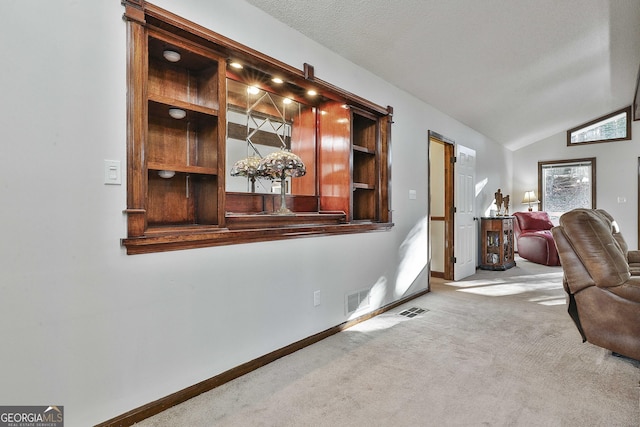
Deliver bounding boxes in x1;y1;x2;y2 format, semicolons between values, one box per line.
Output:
513;119;640;248
0;1;511;425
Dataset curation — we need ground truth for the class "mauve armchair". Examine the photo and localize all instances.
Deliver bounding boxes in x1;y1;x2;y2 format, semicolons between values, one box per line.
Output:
513;211;560;266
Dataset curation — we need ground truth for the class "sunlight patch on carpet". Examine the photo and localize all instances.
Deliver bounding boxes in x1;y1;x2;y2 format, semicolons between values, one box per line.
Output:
445;272;563;289
347;307;429;333
528;295;566;306
456;281;562;296
346;315;404;333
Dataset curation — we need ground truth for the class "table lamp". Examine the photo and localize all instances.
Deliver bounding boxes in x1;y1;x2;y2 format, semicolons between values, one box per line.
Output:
522;190;539;211
258;150;306;214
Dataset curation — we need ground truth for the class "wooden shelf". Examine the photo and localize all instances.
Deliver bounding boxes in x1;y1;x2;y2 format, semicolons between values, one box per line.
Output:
353;144;375;154
353;183;374;190
122;221;393;254
147;162;217;175
353;189;376;221
121;24;225;236
226;212;347;229
352;113;377;150
148;95;219;118
146;172;219;226
351;110;379;221
147;33;220;110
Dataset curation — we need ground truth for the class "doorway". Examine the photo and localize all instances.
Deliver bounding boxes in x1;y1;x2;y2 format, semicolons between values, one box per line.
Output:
429;132;454;280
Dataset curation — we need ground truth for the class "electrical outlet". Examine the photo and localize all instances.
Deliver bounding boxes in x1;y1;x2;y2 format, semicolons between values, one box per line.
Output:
313;290;321;307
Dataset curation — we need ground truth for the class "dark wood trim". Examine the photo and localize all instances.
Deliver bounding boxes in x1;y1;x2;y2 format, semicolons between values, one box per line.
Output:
428;130;455;145
122;221;393;254
304;62;315;80
124;15;148;237
122;0;144;9
443;141;454;280
428;131;455;281
383;107;393;223
634;65;640;121
94;287;430;427
430;216;446;221
430;271;445;279
566;106;632;146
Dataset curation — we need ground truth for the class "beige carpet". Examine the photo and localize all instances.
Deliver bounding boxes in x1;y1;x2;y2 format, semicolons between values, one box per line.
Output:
135;258;640;426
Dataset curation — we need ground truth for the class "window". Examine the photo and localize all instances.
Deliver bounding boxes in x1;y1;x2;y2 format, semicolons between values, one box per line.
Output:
538;158;596;221
567;106;631;146
121;1;392;254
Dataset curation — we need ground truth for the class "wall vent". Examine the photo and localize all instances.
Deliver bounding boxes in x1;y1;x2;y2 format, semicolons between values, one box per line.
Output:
346;288;370;314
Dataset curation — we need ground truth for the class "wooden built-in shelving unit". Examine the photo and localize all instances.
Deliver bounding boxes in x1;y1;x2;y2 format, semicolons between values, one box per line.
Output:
121;1;393;253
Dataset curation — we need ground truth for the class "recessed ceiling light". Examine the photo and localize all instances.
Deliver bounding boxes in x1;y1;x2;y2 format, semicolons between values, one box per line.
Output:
158;170;176;179
307;89;317;96
272;77;284;84
163;50;181;62
283;98;292;104
230;61;243;69
247;86;260;95
168;108;186;119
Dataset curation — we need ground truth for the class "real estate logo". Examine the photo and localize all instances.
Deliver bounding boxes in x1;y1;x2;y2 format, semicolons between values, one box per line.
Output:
0;406;63;427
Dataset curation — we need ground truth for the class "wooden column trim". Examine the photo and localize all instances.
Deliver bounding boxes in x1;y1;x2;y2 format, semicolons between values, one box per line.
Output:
124;15;148;237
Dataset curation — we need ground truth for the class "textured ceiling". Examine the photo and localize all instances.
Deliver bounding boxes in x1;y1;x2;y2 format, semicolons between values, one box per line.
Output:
244;0;640;150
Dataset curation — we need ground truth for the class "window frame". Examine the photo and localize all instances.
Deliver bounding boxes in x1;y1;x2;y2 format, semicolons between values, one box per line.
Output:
634;67;640;121
566;106;631;146
537;158;596;221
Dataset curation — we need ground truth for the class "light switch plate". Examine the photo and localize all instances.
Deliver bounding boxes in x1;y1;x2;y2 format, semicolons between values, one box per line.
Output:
409;189;417;200
104;160;122;185
313;290;321;307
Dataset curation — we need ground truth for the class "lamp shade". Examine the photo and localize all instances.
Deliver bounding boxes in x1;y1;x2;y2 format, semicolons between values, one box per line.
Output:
257;150;306;179
230;156;262;178
522;190;539;211
522;191;539;204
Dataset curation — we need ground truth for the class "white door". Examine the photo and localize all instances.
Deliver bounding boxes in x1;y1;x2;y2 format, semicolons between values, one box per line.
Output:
454;144;476;280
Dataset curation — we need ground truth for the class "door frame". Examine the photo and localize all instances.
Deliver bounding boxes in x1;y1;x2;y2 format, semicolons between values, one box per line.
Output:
429;131;455;280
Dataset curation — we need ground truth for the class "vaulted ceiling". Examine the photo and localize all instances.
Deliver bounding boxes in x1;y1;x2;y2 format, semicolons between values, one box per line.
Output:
244;0;640;150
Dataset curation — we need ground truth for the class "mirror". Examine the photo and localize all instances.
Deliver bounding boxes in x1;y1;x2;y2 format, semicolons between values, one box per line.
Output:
226;78;316;195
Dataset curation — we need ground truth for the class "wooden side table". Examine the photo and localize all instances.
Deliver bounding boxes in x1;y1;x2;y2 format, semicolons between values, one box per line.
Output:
479;217;515;270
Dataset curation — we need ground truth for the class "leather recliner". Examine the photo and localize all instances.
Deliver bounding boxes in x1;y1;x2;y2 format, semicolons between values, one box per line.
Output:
551;208;640;360
513;211;561;266
592;209;640;276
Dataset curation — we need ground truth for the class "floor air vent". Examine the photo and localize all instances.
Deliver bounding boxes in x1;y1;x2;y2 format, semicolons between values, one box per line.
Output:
398;307;428;318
